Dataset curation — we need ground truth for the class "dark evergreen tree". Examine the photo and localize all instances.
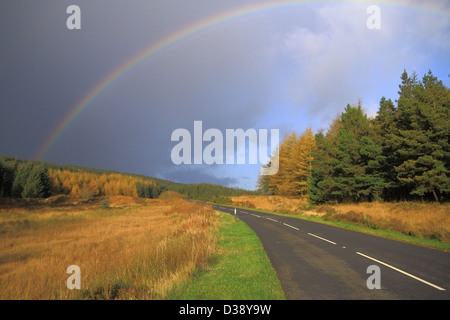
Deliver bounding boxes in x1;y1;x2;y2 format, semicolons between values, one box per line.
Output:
136;182;167;199
309;131;334;204
373;97;400;200
0;162;3;197
2;165;15;197
309;117;341;204
0;158;17;197
309;105;385;203
12;163;34;197
393;70;450;201
21;165;52;198
136;182;145;197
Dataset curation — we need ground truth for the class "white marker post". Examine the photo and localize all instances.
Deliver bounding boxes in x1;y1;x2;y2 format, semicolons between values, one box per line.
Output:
234;207;237;222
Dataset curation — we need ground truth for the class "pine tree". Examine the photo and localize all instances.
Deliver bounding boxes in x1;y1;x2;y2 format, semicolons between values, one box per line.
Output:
12;163;34;197
373;97;399;200
309;104;385;203
393;70;450;201
334;104;385;202
2;164;15;197
309;131;332;204
309;116;342;204
21;165;52;198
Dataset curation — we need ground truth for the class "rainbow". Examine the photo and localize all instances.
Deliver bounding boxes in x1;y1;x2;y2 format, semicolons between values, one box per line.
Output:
34;0;449;160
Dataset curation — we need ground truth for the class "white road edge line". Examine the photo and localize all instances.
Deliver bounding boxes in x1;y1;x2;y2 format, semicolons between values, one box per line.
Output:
266;217;278;222
283;223;299;231
307;233;336;245
251;213;261;218
356;252;446;291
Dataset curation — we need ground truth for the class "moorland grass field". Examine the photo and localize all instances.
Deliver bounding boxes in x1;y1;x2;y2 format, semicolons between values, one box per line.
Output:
0;193;220;299
0;192;284;300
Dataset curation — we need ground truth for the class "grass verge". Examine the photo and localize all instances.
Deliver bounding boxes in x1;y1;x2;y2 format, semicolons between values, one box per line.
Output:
290;211;450;252
169;212;286;300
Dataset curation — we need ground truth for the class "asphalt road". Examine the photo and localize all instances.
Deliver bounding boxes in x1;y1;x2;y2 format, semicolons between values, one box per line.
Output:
211;204;450;300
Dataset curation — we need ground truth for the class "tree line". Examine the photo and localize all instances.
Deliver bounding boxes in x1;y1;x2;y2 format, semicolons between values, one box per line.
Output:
0;156;251;200
0;160;52;198
0;157;166;199
258;70;450;203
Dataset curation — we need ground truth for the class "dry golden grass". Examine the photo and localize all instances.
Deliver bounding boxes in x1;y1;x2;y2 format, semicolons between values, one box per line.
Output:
317;202;450;242
0;195;219;300
230;195;450;243
231;195;310;214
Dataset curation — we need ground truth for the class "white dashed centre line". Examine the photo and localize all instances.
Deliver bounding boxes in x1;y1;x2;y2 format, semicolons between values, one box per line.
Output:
307;232;336;245
283;223;299;231
251;213;261;218
266;217;278;222
356;252;446;291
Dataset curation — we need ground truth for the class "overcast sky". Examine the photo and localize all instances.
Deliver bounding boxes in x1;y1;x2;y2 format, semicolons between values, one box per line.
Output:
1;0;449;190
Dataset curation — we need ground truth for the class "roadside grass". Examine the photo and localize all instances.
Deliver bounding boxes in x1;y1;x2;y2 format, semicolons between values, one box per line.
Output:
294;211;450;252
169;212;286;300
216;197;450;253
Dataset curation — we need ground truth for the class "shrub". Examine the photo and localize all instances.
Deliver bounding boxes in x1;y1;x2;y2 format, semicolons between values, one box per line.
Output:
100;199;111;209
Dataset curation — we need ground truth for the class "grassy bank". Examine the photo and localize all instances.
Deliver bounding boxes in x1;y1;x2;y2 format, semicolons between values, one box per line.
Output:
170;212;285;300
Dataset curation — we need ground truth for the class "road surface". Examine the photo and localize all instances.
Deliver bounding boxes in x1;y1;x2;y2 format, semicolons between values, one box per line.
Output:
211;204;450;300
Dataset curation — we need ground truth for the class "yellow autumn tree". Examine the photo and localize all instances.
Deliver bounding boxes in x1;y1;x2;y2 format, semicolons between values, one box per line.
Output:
292;127;316;196
259;128;316;197
269;131;299;196
47;168;162;198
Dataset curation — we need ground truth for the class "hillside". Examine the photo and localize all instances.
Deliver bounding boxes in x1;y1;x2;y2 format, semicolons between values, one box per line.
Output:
0;155;255;202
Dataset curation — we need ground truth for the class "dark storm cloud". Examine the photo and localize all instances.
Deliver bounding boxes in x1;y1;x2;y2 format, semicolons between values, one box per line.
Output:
1;0;449;190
